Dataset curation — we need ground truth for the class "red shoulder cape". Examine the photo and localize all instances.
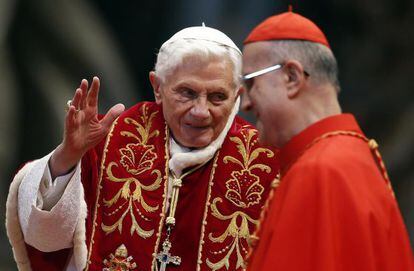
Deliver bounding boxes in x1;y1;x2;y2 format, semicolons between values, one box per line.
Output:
26;102;280;271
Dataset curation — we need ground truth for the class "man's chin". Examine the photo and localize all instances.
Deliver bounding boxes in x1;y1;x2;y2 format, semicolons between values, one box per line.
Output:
176;136;214;149
183;129;215;147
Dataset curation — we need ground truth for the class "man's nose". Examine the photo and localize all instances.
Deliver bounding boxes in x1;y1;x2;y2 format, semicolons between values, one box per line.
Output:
241;93;252;112
190;98;210;119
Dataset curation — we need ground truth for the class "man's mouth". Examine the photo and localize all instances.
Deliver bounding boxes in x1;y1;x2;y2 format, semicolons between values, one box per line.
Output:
185;123;210;130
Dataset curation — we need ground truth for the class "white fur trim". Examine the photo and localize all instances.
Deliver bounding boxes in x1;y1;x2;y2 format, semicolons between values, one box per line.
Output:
6;161;34;271
73;181;87;270
20;155;80;252
17;154;53;240
6;152;88;270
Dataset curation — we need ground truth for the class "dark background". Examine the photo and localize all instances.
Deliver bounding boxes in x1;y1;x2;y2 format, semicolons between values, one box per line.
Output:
1;0;413;269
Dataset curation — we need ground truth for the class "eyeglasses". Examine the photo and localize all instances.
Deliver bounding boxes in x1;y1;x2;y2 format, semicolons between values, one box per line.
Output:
242;63;310;92
242;63;284;92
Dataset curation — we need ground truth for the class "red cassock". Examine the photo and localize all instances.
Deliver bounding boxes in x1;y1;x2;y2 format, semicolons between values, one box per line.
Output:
248;114;414;271
25;101;279;270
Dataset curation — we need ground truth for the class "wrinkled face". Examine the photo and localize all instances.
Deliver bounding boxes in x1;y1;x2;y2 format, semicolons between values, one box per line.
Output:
241;42;289;147
153;55;238;148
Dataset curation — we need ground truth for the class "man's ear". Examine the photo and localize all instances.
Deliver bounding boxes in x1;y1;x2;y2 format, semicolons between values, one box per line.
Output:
149;71;162;104
283;60;307;98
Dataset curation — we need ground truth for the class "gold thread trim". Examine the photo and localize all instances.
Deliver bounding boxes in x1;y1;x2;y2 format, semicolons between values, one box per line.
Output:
245;174;279;263
151;122;170;270
282;130;393;195
85;117;119;271
196;151;221;271
204;128;274;270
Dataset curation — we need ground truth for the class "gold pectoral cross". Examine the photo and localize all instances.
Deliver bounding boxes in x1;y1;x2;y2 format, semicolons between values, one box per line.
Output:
156;239;181;271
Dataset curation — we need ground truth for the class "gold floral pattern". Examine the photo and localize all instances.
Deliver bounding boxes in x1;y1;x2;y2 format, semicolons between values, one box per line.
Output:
206;128;274;270
225;170;263;208
223;129;273;208
101;105;162;238
119;143;157;175
206;198;257;270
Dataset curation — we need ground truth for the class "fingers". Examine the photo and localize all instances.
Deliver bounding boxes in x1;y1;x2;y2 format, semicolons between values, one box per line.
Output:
79;79;88;109
70;76;99;112
70;79;88;111
71;88;82;110
66;76;100;123
87;76;100;108
65;105;78;128
100;103;125;130
67;76;101;122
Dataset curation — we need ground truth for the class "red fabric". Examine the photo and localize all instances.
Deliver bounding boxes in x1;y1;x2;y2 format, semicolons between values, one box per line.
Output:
83;102;278;270
248;114;414;271
26;244;71;270
244;11;330;48
84;102;167;270
23;102;279;270
36;101;276;271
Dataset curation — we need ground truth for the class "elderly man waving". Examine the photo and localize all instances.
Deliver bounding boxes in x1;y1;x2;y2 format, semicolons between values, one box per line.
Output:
7;26;278;271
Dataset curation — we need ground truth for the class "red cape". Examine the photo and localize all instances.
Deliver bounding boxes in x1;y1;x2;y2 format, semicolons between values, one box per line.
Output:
248;114;414;271
25;102;280;271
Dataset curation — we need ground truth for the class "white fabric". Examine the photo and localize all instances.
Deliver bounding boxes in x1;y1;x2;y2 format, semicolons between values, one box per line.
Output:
40;163;75;211
160;24;242;55
6;162;34;271
7;150;87;270
66;255;78;271
18;151;81;252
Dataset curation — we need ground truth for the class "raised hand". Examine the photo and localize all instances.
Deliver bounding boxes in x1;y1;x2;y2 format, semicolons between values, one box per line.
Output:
50;76;125;178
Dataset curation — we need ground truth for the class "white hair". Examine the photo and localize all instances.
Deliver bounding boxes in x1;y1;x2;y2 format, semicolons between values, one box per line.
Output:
154;39;242;89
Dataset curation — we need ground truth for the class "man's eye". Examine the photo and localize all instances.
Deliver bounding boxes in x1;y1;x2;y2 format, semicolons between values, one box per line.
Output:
179;88;197;99
209;92;227;103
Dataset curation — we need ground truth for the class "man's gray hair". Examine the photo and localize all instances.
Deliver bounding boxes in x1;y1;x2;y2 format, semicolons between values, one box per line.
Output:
270;40;340;92
154;39;242;89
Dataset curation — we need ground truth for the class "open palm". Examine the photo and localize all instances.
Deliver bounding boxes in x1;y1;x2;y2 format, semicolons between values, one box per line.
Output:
50;76;124;178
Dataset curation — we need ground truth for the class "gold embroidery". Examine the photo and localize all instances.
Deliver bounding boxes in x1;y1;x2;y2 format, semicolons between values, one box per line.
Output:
86;117;119;271
151;124;170;271
101;105;162;238
103;244;137;270
206;128;274;270
206;198;257;270
196;151;221;271
223;129;273;208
